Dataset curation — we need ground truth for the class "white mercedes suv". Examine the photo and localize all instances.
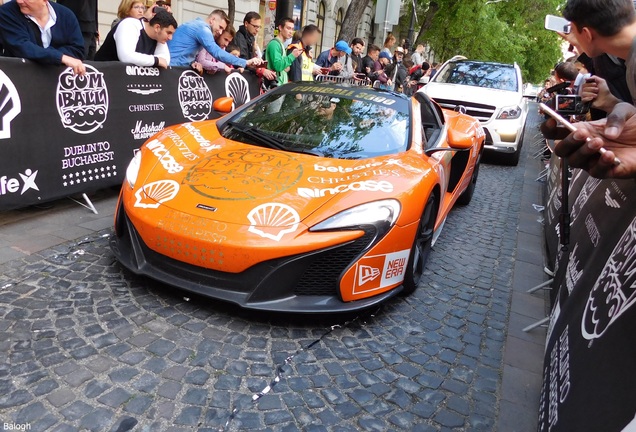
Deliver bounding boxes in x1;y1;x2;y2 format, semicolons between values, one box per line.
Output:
421;58;527;165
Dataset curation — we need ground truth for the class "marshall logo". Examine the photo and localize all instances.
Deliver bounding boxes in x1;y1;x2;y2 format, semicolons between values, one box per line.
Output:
0;168;39;196
126;65;160;76
56;64;108;134
178;70;212;121
0;70;21;140
131;120;166;140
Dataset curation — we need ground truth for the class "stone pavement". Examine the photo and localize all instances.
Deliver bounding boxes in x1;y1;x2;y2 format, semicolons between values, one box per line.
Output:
0;109;548;431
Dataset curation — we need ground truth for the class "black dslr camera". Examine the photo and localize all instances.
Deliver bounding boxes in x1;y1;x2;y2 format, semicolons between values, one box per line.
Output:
546;81;590;116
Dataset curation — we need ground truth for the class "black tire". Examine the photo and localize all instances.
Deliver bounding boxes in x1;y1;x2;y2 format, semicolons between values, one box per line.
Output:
457;156;480;206
402;193;438;295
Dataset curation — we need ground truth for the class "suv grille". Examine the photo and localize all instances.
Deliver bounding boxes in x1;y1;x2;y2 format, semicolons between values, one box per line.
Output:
433;98;497;123
294;230;376;296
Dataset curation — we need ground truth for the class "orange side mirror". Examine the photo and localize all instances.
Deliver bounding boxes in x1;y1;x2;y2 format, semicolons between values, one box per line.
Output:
213;97;234;114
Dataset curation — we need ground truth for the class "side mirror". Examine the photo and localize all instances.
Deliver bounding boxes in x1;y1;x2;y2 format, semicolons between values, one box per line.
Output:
447;128;474;150
213;97;234;114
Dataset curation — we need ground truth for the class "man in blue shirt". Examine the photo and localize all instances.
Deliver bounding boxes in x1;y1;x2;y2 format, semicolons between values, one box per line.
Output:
0;0;86;75
315;40;354;78
169;9;262;70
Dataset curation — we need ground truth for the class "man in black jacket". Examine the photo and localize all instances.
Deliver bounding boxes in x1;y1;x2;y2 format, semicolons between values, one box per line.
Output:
232;11;260;60
57;0;98;60
0;0;86;75
361;44;380;79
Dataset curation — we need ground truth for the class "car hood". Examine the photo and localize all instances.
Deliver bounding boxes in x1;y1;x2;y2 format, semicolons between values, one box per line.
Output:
135;121;423;227
423;82;522;107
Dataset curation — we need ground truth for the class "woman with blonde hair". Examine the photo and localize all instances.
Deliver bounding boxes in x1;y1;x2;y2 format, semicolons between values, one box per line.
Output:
112;0;146;28
381;33;396;56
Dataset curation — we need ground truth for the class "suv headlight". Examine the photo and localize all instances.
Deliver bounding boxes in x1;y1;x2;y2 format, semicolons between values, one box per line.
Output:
125;150;142;188
497;105;522;120
310;200;401;238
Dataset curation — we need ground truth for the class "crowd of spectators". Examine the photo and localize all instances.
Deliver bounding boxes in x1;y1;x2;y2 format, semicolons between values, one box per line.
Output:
0;0;440;96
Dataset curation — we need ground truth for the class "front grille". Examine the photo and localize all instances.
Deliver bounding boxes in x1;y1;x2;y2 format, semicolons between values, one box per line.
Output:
294;230;376;296
433;98;497;123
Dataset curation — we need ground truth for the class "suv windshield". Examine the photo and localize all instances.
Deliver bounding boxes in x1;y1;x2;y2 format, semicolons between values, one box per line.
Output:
221;84;410;160
434;61;518;92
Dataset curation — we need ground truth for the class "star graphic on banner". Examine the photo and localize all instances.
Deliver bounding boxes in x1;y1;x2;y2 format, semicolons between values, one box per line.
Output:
89;176;93;181
107;172;111;177
62;174;67;180
105;166;110;171
81;171;86;175
88;169;92;174
70;180;74;185
101;167;105;172
111;165;116;170
114;171;117;176
83;178;87;183
68;173;73;178
101;174;106;178
63;182;67;187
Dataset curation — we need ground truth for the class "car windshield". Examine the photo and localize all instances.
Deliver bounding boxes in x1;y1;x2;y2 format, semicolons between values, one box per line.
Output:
221;84;410;160
435;61;518;92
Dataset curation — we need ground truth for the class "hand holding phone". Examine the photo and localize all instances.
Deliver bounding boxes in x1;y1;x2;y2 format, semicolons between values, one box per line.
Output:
539;102;621;166
545;15;571;34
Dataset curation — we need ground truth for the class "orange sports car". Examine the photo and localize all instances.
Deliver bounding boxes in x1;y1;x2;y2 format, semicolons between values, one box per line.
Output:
111;82;485;312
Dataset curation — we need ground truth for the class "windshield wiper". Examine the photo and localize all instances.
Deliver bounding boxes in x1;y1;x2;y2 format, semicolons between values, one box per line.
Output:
223;121;323;157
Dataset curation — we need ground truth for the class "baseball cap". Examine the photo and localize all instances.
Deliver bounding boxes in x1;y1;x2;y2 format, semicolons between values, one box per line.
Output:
334;40;352;55
394;46;405;54
379;51;392;60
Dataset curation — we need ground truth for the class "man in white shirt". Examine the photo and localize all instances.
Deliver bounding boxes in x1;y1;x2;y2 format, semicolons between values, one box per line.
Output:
94;8;177;68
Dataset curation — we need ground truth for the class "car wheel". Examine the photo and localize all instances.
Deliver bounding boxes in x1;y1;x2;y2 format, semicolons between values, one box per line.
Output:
402;193;438;295
457;154;481;206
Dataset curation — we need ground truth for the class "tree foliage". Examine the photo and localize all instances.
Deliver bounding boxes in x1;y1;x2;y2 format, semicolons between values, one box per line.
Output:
394;0;563;83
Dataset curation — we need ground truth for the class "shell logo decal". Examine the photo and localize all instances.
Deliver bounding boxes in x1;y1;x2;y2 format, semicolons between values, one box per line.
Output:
247;203;300;242
134;179;180;209
225;73;250;108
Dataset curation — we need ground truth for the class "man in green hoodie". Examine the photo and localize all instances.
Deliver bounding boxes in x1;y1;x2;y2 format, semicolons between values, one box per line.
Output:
265;17;302;86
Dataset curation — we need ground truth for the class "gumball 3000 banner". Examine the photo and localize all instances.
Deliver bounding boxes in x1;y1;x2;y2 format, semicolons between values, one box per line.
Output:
0;58;258;211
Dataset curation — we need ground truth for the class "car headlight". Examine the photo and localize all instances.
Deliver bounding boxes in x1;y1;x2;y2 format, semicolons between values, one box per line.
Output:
497;105;522;120
125;150;142;188
310;200;401;238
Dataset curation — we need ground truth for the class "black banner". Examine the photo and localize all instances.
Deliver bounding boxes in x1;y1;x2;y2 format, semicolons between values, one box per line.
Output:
0;57;259;211
540;161;636;432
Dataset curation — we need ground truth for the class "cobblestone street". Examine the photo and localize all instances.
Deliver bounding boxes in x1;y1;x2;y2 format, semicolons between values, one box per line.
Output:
0;112;545;431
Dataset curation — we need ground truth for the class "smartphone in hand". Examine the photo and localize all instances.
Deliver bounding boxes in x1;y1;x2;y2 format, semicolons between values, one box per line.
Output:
545;15;571;34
